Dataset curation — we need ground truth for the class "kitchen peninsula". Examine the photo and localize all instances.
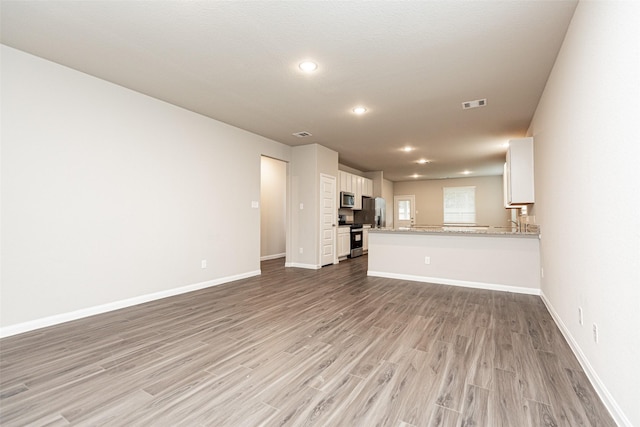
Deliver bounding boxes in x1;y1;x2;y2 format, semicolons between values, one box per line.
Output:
367;227;541;294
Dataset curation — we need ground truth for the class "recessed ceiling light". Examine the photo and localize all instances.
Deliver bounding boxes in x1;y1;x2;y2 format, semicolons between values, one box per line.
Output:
352;106;367;115
412;174;420;179
401;146;414;152
417;159;430;164
462;170;472;175
298;61;318;72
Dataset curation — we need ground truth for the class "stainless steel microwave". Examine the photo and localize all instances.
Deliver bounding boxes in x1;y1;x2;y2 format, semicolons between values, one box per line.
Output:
340;191;355;208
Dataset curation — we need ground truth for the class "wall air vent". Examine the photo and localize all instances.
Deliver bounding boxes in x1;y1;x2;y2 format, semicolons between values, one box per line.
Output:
462;98;487;110
292;131;312;137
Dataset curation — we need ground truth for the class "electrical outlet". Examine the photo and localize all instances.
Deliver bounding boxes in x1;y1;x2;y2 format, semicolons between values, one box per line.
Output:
593;323;599;343
299;247;303;254
541;267;544;278
201;259;207;269
424;256;431;265
578;307;583;325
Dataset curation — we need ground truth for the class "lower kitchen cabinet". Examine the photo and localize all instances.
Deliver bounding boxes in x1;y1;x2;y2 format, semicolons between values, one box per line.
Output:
338;227;351;258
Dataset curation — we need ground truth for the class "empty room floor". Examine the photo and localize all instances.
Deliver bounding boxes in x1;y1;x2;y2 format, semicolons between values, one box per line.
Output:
0;256;615;426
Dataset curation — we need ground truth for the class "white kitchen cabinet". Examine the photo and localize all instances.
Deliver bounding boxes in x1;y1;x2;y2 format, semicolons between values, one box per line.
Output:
504;137;535;206
354;176;363;210
362;178;373;197
339;171;370;209
341;171;353;193
338;226;351;258
339;171;348;192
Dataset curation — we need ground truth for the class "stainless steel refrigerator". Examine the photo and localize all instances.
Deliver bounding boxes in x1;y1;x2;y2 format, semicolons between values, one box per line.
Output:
375;197;386;228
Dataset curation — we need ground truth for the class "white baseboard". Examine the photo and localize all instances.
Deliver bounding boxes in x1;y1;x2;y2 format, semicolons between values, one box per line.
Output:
0;270;261;339
260;253;285;261
284;262;321;270
539;291;631;427
367;270;540;295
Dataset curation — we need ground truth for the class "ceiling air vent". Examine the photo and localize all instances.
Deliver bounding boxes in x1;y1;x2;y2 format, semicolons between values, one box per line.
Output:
292;131;312;138
462;98;487;110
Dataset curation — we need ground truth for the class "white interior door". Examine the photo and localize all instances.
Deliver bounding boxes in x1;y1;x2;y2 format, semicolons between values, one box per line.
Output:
394;195;415;228
320;174;337;266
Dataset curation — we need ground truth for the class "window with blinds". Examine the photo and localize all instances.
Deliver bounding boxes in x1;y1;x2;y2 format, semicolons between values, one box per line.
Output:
443;186;476;224
398;200;411;221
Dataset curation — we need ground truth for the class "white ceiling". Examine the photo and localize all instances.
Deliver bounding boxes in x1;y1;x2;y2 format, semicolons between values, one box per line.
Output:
0;1;578;181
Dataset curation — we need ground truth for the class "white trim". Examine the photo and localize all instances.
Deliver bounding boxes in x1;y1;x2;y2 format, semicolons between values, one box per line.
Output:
285;262;321;270
367;270;540;295
540;291;631;427
0;270;261;339
260;253;285;261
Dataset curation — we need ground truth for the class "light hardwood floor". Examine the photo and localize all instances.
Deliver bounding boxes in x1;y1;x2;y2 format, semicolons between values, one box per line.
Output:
0;256;616;426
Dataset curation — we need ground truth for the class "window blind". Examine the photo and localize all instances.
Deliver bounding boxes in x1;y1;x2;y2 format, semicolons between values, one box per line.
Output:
443;186;476;224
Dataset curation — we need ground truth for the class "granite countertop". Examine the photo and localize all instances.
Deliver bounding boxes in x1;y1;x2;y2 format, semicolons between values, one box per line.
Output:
369;225;540;238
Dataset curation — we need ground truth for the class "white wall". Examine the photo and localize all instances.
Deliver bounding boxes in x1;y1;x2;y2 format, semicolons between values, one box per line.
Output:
337;164;362;175
290;145;318;268
260;156;287;260
394;176;510;227
0;46;291;334
368;231;540;293
289;144;338;269
528;2;640;425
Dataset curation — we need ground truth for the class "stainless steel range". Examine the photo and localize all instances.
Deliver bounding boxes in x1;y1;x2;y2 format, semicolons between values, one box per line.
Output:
349;224;363;258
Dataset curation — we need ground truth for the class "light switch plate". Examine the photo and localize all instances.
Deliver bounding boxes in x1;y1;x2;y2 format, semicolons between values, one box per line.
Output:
251;201;259;208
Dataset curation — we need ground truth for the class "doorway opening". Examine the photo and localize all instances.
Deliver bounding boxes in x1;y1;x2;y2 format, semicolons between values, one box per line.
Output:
260;156;287;261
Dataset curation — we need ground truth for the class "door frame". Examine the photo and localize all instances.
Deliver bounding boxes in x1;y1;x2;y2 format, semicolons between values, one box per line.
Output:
260;156;289;263
319;173;337;267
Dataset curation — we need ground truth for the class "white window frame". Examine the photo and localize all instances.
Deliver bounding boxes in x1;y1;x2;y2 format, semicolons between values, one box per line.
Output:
443;186;476;224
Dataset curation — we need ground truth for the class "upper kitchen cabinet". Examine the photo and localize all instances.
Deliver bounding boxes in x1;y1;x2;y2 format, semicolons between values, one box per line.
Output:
353;175;363;210
339;170;373;209
362;178;373;197
504;137;535;207
339;171;350;193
